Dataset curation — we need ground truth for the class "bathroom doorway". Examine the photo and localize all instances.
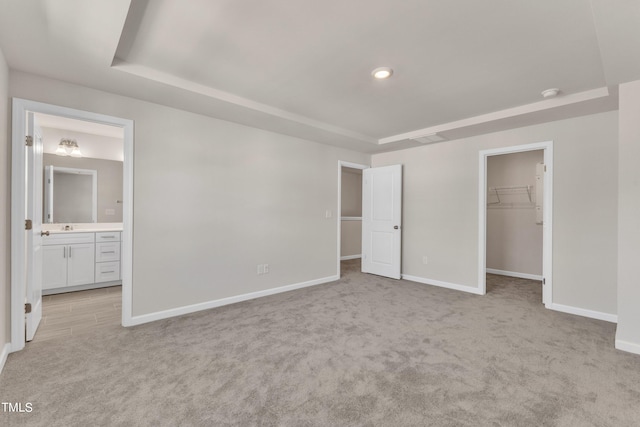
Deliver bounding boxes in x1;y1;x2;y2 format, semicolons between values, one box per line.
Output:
10;98;134;351
34;112;125;342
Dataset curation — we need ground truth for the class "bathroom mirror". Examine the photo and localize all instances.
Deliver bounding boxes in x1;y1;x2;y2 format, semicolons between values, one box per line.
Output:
44;166;98;223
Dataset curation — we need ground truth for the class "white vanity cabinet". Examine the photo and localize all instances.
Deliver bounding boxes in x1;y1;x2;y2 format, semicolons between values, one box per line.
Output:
95;232;121;283
42;230;122;293
42;233;96;290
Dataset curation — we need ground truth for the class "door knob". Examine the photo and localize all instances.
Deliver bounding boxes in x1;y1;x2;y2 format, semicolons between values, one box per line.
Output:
394;225;399;229
41;231;50;236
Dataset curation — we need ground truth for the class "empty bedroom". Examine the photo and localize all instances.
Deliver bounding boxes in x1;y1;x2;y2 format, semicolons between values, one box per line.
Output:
1;1;640;426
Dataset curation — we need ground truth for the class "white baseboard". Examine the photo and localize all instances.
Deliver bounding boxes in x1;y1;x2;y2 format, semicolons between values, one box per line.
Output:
340;254;361;260
0;342;11;375
128;275;340;326
402;275;484;295
547;303;617;323
615;338;640;355
486;268;543;281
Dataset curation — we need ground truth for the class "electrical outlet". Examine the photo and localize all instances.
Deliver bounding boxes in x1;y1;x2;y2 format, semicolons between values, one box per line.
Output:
325;209;332;219
422;256;428;265
264;264;269;274
257;264;264;275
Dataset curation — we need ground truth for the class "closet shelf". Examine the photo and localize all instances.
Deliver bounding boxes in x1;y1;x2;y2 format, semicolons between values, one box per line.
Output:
487;185;535;208
341;216;362;221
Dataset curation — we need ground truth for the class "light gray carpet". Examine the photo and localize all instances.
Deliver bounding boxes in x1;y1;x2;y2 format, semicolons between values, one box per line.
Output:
2;260;639;426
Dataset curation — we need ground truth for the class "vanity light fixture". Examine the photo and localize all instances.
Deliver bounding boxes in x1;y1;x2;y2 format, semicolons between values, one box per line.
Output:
372;67;393;79
56;138;83;158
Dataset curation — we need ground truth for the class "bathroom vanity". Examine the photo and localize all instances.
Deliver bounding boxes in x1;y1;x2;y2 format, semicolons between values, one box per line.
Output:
42;227;122;295
41;159;124;295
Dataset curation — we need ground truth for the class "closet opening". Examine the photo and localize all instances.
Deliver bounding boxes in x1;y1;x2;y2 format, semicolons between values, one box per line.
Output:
486;150;544;301
337;161;368;277
478;141;553;306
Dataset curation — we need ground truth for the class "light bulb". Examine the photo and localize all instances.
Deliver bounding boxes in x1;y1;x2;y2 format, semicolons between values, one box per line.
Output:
372;67;393;79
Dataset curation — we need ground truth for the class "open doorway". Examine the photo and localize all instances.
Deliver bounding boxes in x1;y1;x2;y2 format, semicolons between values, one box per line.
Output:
486;149;544;301
478;141;553;306
337;161;368;277
10;99;133;352
337;161;403;280
34;113;124;342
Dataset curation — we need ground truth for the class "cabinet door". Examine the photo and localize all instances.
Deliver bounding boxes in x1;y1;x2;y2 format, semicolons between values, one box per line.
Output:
42;245;67;290
67;243;95;287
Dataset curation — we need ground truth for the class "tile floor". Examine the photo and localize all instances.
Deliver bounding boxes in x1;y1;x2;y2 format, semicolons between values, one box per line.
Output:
32;286;122;343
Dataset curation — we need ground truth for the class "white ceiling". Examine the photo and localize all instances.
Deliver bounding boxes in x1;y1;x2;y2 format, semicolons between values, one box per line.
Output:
1;0;638;153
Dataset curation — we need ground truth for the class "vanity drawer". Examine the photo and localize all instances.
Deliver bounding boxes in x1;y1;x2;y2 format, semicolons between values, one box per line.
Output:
95;261;120;283
96;242;121;262
96;231;121;242
42;232;95;246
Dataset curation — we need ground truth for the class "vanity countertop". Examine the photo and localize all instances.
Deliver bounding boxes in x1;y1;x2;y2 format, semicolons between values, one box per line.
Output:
43;223;124;234
47;228;122;234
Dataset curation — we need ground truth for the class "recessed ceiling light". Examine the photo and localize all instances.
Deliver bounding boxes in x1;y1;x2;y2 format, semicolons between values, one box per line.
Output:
541;88;560;98
372;67;393;79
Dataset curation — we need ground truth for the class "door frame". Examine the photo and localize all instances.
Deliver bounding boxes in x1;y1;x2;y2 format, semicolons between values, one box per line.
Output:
336;161;369;277
478;140;553;306
10;98;134;352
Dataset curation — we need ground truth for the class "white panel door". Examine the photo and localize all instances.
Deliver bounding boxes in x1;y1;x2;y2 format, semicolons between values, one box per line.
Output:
362;165;402;279
25;113;43;341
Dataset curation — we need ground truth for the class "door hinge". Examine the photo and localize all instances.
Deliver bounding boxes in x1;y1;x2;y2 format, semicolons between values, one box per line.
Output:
25;135;33;147
25;219;32;230
542;278;546;285
25;303;32;314
544;165;547;172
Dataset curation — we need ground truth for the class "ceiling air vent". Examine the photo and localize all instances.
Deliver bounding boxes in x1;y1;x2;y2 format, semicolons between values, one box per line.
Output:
410;133;447;144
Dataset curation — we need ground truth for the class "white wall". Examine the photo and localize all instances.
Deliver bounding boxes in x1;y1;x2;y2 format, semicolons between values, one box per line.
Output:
617;80;640;353
0;46;9;360
9;71;370;317
486;150;543;276
340;221;362;258
341;168;362;216
372;111;618;317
